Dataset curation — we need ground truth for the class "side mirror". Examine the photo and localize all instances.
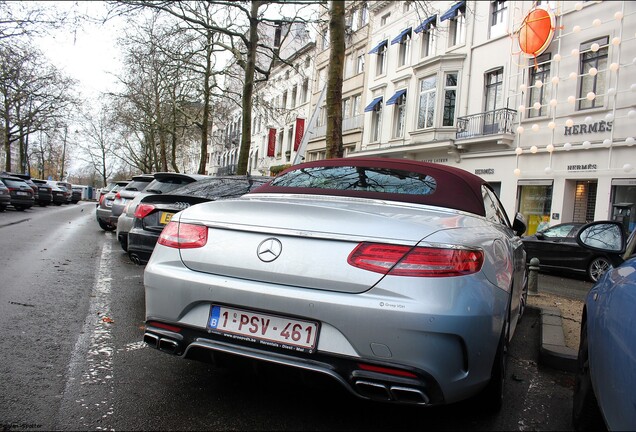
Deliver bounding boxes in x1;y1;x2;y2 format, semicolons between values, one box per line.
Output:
535;232;545;240
512;212;526;237
576;221;626;265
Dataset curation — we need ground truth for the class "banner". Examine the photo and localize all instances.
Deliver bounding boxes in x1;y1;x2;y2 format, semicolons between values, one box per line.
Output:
294;118;305;151
267;128;276;157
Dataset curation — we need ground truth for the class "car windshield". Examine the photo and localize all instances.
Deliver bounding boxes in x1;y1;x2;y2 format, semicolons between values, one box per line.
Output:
541;224;580;238
125;179;151;191
270;166;438;195
168;177;269;200
144;177;195;194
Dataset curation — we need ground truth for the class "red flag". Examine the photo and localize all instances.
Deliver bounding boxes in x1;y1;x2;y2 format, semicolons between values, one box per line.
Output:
267;128;276;157
294;118;305;151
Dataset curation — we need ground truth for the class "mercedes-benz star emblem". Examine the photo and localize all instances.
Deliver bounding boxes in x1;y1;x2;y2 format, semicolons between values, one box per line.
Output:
257;238;282;262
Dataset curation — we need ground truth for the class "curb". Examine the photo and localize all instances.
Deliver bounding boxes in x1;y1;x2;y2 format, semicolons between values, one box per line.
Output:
528;305;578;373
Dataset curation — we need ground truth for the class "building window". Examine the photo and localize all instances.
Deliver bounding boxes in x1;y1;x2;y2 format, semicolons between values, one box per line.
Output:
484;68;504;133
376;43;387;76
343;97;351;119
352;94;362;116
490;0;508;38
291;85;298;108
418;75;437;129
420;25;436;58
381;13;390;27
350;8;359;31
360;3;368;27
301;79;309;103
392;92;407;138
578;36;608;110
356;52;365;74
443;72;458;126
397;32;411;67
344;53;353;78
282;91;288;109
371;103;382;142
527;53;551;118
444;3;466;47
403;2;412;13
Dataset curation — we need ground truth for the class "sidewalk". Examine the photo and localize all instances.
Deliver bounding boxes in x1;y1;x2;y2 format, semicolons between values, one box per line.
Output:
527;273;591;373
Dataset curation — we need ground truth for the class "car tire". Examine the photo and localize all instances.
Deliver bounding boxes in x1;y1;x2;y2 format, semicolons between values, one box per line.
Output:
587;257;611;283
98;219;115;232
572;321;606;431
119;234;128;252
0;205;5;212
474;318;509;415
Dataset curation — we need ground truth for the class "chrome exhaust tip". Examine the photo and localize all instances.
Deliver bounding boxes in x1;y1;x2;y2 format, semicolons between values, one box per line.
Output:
158;338;179;355
144;333;159;348
353;380;391;401
129;253;141;265
390;386;430;404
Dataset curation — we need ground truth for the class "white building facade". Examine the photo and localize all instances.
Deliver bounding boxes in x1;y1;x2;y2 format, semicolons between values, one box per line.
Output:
210;1;636;236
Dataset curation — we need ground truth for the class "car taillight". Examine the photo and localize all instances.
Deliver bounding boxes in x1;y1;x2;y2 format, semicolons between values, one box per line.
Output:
99;194;105;205
157;221;207;249
134;203;155;219
347;242;483;277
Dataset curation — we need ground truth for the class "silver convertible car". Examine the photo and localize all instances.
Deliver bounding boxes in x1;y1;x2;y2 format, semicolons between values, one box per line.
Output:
144;158;528;411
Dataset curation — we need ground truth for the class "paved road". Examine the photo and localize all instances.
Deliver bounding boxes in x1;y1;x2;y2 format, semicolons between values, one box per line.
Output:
0;203;576;431
537;273;593;302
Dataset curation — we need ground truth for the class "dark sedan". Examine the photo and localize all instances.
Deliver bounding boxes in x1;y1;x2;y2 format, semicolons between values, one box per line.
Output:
0;180;10;211
127;175;270;264
0;175;34;210
32;179;53;206
522;222;612;282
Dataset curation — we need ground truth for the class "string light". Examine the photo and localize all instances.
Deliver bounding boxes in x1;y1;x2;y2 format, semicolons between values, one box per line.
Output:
517;126;525;134
624;164;633;173
514;168;521;177
532;124;540;132
515;147;523;155
603;139;612;147
592;19;602;28
545;167;553;175
564;142;572;151
586;92;596;101
530;145;538;153
582;140;592;149
565;119;574;127
548;121;556;129
626;137;635;146
588;67;598;76
546;144;555;152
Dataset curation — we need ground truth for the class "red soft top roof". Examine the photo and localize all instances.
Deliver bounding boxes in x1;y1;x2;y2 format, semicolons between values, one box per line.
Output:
251;157;489;216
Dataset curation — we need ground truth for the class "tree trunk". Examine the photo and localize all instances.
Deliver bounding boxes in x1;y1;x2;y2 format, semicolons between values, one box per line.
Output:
236;0;263;176
198;29;213;175
326;0;345;159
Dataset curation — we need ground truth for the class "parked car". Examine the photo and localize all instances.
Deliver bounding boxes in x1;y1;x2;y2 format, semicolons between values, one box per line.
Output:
97;182;117;203
127;175;270;264
47;181;71;204
32;179;53;206
0;180;10;211
50;185;68;206
71;186;82;204
522;222;612;282
0;174;35;211
143;158;528;410
4;173;40;203
115;173;208;252
109;174;154;229
96;180;129;231
572;221;636;431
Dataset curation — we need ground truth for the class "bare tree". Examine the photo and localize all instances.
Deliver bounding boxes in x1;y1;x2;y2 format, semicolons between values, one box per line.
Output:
325;0;345;159
110;1;321;175
0;41;78;172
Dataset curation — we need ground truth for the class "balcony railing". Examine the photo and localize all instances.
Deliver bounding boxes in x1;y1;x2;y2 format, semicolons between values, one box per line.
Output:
311;114;363;139
456;108;517;140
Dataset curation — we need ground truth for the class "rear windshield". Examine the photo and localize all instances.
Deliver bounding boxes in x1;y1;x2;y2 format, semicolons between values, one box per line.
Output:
125;179;151;191
270;166;437;196
170;177;269;199
2;178;28;188
144;177;194;194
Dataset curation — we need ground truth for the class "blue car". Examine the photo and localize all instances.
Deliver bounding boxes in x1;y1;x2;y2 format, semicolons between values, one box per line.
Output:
572;221;636;431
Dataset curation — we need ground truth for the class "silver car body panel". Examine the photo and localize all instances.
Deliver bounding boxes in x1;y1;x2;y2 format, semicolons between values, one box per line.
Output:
145;194;524;403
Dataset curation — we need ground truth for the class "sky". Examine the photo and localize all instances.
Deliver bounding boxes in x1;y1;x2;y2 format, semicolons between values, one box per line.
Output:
35;2;123;100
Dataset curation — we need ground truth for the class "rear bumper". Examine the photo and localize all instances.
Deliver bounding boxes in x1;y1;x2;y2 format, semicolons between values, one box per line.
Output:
144;246;510;405
10;197;34;207
128;227;160;263
144;322;440;405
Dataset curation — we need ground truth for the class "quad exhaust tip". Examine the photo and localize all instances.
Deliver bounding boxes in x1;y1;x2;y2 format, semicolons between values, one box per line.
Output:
354;380;429;404
144;333;180;355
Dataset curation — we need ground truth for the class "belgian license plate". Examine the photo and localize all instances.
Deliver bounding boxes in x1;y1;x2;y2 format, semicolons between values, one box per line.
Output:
208;305;318;353
159;212;174;224
16;191;28;196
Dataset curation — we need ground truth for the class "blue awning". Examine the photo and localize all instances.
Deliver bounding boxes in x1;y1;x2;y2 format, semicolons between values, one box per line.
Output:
368;40;388;54
414;15;437;33
391;27;412;45
386;89;406;105
440;1;466;22
364;96;383;112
